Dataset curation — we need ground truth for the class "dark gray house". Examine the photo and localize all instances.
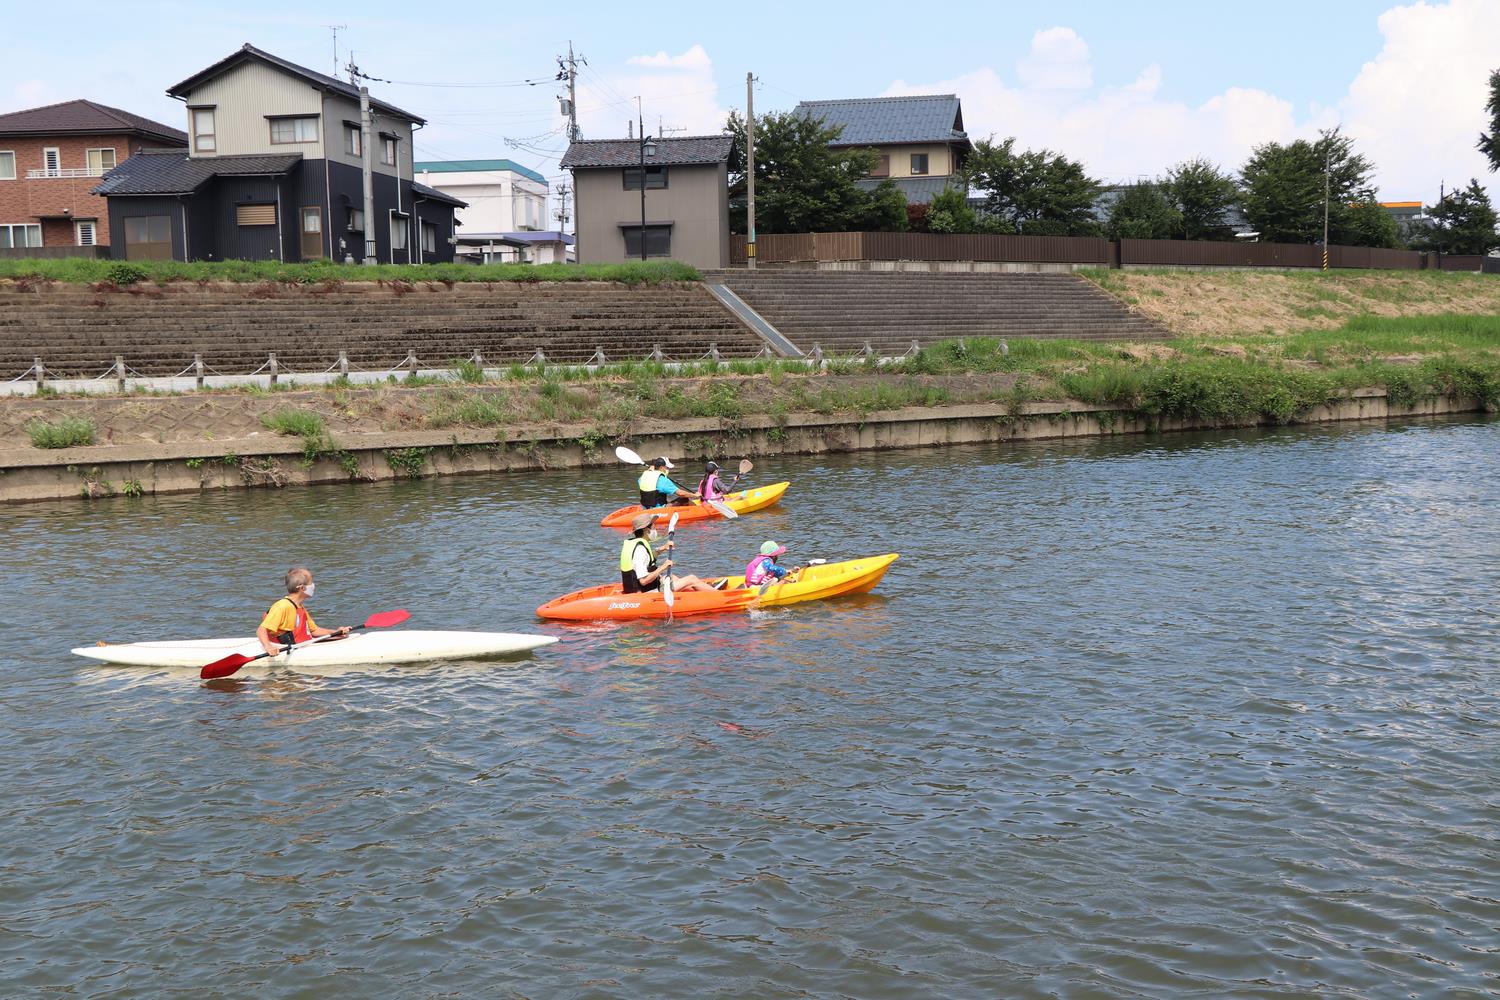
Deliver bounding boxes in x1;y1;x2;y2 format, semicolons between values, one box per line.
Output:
95;44;464;263
794;95;971;205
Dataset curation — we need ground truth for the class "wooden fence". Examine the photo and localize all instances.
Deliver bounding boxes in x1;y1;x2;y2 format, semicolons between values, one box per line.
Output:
731;232;1492;273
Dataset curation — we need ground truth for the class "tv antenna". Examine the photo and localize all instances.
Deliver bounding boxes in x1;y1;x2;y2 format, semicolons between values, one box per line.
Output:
323;24;348;76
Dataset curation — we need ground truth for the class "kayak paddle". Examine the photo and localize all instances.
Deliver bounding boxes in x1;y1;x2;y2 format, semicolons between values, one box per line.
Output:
615;445;646;466
756;558;822;598
662;512;679;609
199;608;411;679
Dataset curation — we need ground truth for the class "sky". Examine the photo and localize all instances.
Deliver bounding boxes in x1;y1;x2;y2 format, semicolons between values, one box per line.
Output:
7;0;1498;207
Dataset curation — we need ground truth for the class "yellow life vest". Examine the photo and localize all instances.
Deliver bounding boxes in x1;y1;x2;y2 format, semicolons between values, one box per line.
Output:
619;535;656;573
638;469;662;492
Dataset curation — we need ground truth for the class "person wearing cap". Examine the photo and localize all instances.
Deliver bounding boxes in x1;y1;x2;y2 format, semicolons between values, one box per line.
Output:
744;541;801;588
697;461;728;502
619;511;713;594
637;456;700;509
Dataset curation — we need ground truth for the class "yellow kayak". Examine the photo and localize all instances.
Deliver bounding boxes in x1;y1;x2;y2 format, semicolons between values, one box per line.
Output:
717;553;900;608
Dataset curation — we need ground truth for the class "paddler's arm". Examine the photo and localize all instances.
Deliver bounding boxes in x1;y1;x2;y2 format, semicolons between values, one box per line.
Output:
640;558;673;586
310;625;352;639
256;624;282;657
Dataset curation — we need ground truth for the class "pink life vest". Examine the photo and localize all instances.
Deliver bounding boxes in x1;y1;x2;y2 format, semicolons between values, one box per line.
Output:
745;554;775;586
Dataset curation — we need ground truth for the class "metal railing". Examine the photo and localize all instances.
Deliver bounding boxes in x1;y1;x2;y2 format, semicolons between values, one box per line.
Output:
25;167;109;179
1;341;926;397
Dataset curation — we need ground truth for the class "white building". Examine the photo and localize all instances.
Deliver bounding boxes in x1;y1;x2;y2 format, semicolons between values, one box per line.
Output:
414;158;570;263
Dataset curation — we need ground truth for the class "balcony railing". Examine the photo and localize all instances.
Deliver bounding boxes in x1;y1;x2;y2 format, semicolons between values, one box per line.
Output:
26;167;109;179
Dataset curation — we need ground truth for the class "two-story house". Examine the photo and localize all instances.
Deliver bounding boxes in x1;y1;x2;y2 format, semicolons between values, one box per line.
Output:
794;95;971;205
95;44;463;263
0;100;186;252
560;134;732;268
414;158;572;263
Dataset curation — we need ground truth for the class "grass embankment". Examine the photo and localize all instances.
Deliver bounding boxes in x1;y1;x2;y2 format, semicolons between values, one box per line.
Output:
0;258;700;286
269;312;1500;443
1080;268;1500;338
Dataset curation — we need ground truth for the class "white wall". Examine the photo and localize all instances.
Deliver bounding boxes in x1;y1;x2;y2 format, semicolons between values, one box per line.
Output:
416;168;549;233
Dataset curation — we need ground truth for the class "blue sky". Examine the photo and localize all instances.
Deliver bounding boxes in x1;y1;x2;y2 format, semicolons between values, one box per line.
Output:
8;0;1496;201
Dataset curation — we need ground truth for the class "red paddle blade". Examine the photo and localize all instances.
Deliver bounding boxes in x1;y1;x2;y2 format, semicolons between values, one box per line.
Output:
200;653;254;680
363;609;410;629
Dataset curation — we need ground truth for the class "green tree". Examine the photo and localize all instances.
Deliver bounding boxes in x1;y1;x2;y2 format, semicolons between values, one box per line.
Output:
963;137;1101;235
1240;127;1383;245
1415;179;1500;255
926;184;978;233
725;110;907;233
1106;181;1182;240
1479;68;1500;174
1341;199;1401;249
1163;158;1240;240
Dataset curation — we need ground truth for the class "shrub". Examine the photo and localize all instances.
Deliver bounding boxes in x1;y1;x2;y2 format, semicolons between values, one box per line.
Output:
26;416;96;448
104;261;148;286
260;409;325;437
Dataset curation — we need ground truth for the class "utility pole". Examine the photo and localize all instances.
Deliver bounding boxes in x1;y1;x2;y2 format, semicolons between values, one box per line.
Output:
746;71;756;270
554;181;571;231
1322;144;1330;271
557;43;583;142
348;55;377;265
638;98;647;262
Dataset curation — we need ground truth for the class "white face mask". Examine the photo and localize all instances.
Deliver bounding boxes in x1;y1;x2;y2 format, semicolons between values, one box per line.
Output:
303;582;316;599
647;529;659;541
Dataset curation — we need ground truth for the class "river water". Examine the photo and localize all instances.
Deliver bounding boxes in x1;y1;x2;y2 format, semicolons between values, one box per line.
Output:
4;417;1499;998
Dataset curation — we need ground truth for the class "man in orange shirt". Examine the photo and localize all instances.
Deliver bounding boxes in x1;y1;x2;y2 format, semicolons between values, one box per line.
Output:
257;567;351;657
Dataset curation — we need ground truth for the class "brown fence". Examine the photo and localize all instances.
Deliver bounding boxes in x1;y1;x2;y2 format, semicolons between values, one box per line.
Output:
730;232;1492;273
0;245;111;261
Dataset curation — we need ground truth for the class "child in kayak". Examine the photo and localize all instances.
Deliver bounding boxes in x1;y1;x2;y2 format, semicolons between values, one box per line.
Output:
620;513;714;594
637;456;699;508
745;541;801;587
698;461;728;502
257;567;350;656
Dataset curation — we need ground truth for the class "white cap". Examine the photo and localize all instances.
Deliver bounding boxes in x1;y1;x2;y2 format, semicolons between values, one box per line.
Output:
659;457;675;469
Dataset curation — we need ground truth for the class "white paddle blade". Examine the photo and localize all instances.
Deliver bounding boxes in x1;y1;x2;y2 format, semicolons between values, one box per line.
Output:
708;499;738;519
667;512;680;533
615;445;644;466
738;459;753;474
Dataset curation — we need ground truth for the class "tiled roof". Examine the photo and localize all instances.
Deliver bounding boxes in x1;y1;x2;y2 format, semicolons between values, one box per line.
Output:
855;175;965;205
0;99;186;145
795;95;967;147
411;180;468;208
414;159;547;185
167;44;424;125
560;135;733;169
94;149;301;196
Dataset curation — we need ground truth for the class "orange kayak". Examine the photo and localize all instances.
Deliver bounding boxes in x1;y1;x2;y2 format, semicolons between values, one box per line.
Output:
537;554;899;621
599;482;790;529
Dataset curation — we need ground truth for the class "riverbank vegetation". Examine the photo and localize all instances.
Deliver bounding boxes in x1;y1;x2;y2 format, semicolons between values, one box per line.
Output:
1080;268;1500;338
0;258;700;287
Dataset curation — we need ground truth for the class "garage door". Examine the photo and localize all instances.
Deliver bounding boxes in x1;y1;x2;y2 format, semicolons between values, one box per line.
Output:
123;215;173;261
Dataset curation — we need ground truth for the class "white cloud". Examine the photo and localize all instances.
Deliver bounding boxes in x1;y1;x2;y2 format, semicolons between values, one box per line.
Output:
578;44;727;139
1016;28;1091;91
883;1;1499;202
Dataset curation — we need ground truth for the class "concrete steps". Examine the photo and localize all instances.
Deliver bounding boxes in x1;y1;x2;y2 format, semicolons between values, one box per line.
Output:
0;280;765;377
707;270;1165;353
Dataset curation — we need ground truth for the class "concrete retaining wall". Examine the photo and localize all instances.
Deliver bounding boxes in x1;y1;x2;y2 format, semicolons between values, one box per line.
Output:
0;388;1482;503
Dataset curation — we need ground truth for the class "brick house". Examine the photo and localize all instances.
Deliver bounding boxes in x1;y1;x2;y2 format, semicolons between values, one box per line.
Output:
0;100;187;251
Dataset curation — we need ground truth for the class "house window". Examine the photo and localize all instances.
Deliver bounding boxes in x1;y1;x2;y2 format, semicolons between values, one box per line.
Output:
344;125;362;157
910;153;929;176
75;220;97;246
236;203;277;226
0;151;13;179
86;148;116;175
421;221;437;253
0;223;43;248
390;212;408;251
621;224;671;258
192;108;216;152
270;117;319;144
870;154;890;178
622;165;668;190
43;147;61;176
348;208;365;231
380;137;397;166
122;215;173;260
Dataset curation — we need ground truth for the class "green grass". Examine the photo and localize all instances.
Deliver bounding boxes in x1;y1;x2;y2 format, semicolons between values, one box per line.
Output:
260;409;326;437
26;416;96;448
0;258;701;286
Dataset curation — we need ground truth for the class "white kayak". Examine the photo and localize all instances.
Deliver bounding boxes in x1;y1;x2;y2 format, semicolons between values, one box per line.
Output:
71;630;558;670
